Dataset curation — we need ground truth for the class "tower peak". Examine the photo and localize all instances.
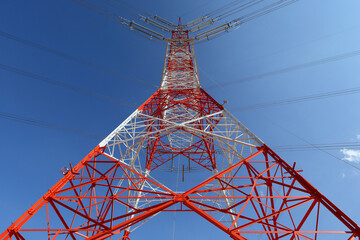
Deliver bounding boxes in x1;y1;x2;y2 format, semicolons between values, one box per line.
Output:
178;16;182;26
160;26;200;89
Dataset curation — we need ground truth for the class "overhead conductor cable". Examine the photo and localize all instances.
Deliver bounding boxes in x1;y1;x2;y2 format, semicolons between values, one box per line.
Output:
186;15;210;27
231;0;298;26
154;15;174;27
129;21;165;40
143;17;171;32
75;0;130;25
195;23;230;40
190;0;263;32
195;0;298;41
190;18;217;32
186;0;248;27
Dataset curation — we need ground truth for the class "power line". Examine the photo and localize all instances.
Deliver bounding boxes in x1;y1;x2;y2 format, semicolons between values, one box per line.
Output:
245;24;360;64
219;0;265;21
254;111;360;171
73;0;131;25
273;142;360;152
0;111;103;139
100;0;143;18
198;66;226;93
2;109;358;161
191;0;298;41
202;0;246;19
180;0;218;17
232;0;298;25
103;0;153;18
0;30;157;89
73;0;168;42
187;0;261;27
2;105;356;173
0;63;136;108
232;86;360;111
206;48;360;89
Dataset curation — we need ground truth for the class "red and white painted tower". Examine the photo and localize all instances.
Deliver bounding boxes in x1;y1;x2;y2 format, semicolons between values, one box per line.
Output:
1;20;360;240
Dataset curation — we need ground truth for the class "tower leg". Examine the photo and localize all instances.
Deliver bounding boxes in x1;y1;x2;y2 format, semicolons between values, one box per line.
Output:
122;230;131;240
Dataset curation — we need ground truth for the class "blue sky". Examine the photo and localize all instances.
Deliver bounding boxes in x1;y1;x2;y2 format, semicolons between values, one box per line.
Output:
0;0;360;238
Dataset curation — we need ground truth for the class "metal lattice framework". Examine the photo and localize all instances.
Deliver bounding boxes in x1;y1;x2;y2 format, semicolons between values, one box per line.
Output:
1;21;360;240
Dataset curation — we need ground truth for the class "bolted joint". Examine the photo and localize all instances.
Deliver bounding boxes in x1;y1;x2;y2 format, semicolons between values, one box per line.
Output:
246;195;253;200
311;190;322;200
173;194;189;202
265;179;272;187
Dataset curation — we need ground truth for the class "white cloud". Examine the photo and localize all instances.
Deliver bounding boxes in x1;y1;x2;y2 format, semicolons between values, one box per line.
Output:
357;134;360;140
340;148;360;163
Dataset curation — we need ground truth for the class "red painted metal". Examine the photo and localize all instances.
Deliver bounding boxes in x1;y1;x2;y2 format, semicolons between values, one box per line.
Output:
1;21;360;240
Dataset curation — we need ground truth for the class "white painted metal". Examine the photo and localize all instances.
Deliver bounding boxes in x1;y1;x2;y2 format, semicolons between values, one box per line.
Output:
96;29;265;233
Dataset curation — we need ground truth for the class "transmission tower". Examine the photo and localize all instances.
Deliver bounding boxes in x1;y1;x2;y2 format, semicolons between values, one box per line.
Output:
1;16;360;240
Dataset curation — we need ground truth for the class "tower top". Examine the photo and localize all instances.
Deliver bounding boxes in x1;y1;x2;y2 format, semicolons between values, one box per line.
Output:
178;16;182;26
160;24;200;90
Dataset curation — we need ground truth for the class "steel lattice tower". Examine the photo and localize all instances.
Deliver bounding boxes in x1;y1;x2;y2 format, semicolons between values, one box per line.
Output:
1;20;360;240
